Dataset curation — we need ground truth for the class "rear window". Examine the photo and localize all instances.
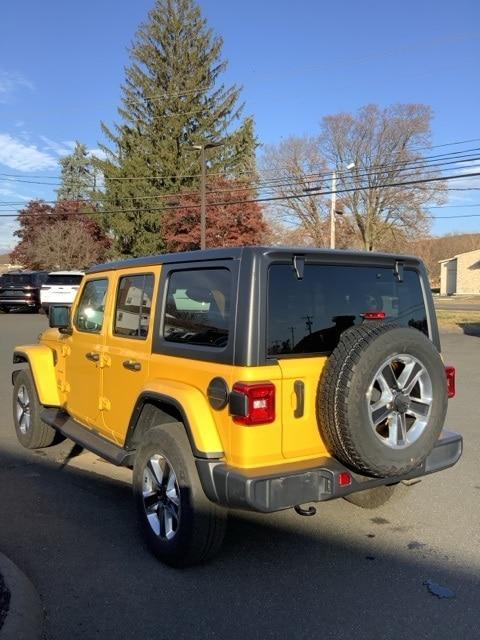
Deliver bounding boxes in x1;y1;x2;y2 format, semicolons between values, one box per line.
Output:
0;273;47;286
163;268;231;348
46;274;83;286
267;264;428;357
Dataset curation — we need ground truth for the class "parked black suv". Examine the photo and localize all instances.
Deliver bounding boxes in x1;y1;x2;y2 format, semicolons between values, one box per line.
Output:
0;271;49;313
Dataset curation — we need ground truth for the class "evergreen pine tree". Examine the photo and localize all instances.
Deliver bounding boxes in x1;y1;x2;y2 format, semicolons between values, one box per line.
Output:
96;0;257;257
57;142;96;201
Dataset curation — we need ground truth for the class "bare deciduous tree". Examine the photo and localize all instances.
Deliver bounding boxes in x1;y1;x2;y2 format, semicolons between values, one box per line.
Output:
21;219;109;270
320;103;445;251
260;137;331;246
261;104;445;251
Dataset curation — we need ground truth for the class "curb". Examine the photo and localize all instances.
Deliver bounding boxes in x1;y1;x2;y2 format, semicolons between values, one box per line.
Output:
0;553;43;640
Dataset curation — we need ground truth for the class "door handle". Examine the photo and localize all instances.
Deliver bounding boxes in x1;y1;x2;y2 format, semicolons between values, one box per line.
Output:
85;351;100;362
123;360;142;372
294;380;304;418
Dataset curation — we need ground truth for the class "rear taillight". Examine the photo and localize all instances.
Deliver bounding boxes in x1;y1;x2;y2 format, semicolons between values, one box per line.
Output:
361;311;386;320
230;382;276;425
445;366;455;398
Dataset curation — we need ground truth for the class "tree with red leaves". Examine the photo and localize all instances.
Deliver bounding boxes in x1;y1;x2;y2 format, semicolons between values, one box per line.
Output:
10;200;111;269
163;179;265;252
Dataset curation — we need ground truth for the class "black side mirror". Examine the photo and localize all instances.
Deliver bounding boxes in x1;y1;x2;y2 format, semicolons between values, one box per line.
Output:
49;305;72;334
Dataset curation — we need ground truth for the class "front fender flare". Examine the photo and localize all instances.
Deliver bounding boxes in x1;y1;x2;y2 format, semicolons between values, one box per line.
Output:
13;345;60;407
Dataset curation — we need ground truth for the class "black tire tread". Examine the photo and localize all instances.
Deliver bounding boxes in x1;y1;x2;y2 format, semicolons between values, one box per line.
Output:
13;369;57;448
317;324;446;477
134;422;226;567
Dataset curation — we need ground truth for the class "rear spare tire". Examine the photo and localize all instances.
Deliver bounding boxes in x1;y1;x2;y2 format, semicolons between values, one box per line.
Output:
317;324;447;478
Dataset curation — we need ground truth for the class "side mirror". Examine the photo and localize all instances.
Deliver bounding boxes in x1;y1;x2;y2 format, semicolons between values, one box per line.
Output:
49;305;72;334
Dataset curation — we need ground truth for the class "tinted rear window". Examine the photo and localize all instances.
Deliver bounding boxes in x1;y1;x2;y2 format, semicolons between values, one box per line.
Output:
0;273;47;286
46;274;83;285
267;264;428;357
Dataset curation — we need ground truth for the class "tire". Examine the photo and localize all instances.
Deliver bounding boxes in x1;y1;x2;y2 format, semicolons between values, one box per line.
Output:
343;483;405;509
12;370;57;448
133;423;226;567
317;324;448;478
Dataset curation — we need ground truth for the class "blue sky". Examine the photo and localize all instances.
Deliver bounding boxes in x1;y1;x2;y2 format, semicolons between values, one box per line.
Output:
1;0;479;252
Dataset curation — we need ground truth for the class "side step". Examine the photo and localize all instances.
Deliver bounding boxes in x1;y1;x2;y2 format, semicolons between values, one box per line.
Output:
41;408;135;467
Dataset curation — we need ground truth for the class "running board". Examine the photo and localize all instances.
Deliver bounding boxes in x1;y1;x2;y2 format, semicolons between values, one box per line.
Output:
41;408;135;467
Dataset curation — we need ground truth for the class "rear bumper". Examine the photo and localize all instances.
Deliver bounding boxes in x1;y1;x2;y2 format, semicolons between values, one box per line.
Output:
196;429;463;513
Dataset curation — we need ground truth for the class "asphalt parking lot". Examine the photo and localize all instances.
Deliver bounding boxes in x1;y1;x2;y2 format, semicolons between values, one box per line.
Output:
0;313;479;640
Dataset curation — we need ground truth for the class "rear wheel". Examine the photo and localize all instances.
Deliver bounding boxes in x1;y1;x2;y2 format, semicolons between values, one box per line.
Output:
12;370;57;448
133;423;226;567
343;483;406;509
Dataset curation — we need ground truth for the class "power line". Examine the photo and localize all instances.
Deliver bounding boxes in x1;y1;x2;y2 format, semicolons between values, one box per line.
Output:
1;156;480;211
1;137;480;185
0;170;479;219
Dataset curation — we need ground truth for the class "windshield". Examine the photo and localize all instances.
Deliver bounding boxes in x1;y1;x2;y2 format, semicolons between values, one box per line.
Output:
267;264;428;357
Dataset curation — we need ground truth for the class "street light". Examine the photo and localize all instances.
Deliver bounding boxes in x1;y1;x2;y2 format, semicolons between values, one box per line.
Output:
329;162;355;250
189;141;224;251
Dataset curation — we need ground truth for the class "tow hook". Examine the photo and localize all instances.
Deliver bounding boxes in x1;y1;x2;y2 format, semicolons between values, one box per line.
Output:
294;504;317;516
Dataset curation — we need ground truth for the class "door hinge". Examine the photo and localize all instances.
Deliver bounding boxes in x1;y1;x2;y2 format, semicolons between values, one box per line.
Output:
57;380;70;393
98;396;111;411
61;344;71;357
98;354;111;368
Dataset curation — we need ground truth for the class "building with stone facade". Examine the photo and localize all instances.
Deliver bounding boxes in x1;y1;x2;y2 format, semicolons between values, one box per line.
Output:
439;248;480;295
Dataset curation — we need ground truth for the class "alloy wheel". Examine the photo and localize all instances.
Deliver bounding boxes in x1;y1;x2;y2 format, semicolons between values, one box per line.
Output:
366;354;432;449
142;453;181;540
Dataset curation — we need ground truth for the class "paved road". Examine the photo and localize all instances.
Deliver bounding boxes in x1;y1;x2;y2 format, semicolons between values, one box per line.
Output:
1;314;479;640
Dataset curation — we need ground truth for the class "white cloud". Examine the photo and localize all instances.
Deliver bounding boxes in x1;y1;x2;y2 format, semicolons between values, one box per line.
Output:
39;136;76;157
88;148;107;161
0;71;34;103
0;133;57;171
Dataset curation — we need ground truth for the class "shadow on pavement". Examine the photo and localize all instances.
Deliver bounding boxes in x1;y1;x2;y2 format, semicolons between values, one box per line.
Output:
0;443;478;640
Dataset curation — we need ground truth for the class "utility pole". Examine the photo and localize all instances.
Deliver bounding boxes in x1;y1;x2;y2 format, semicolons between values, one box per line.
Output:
330;171;337;249
190;141;224;251
199;145;207;251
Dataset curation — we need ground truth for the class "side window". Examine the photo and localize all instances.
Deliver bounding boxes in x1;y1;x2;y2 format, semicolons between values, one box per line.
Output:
114;274;155;338
75;279;108;333
163;268;231;348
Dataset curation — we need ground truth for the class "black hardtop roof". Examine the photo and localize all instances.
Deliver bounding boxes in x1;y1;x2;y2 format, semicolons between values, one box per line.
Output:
87;245;422;274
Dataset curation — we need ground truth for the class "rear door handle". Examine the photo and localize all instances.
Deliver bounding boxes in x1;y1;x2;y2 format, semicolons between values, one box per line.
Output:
85;352;100;362
123;360;142;372
294;380;304;418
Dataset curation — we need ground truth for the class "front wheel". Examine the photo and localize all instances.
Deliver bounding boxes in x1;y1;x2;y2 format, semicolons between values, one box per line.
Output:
12;370;57;448
133;423;226;567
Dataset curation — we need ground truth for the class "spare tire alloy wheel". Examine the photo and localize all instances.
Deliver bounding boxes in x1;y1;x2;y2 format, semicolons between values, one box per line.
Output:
367;354;432;450
317;325;448;478
142;453;181;541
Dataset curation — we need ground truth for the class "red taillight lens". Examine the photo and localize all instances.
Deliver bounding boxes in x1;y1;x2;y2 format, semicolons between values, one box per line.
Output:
338;472;352;487
231;382;276;425
361;311;386;320
445;366;455;398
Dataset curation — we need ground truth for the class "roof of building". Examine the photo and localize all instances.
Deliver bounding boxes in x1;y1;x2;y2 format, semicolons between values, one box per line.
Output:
439;247;480;263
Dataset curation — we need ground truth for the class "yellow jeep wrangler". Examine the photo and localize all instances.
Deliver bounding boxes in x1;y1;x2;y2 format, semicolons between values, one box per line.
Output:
12;247;461;567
